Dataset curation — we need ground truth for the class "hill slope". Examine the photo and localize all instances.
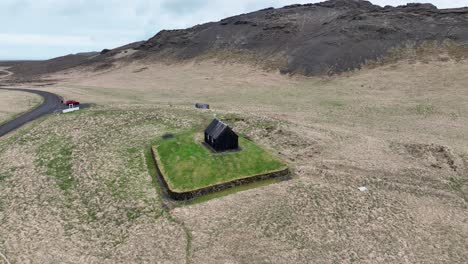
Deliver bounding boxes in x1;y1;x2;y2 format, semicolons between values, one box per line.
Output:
6;52;98;78
5;0;468;77
132;0;468;75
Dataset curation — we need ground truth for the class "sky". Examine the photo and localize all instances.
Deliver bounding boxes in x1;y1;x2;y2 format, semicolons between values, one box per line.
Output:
0;0;467;60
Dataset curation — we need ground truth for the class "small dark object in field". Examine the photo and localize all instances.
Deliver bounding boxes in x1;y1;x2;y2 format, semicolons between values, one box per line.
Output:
162;134;174;139
195;103;210;109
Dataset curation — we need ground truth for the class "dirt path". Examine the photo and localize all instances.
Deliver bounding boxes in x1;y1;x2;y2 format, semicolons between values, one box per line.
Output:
0;68;13;79
0;88;63;137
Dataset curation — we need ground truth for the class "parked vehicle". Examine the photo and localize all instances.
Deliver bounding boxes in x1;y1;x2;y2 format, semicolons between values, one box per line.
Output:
64;100;80;106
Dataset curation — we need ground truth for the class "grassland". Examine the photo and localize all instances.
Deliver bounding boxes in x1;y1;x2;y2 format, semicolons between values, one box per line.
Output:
0;55;467;263
154;131;286;192
0;90;43;125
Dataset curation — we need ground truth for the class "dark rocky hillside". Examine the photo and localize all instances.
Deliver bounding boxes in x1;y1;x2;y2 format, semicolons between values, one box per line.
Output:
5;42;143;78
6;52;99;77
133;0;468;75
5;0;468;77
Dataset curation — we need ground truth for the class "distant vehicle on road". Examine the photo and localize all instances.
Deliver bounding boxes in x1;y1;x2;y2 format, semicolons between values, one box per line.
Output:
63;100;80;106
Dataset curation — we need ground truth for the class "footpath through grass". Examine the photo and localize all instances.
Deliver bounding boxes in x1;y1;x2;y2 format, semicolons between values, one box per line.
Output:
153;131;286;192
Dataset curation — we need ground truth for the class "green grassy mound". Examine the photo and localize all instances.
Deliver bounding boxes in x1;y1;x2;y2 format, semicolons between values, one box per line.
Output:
153;131;287;193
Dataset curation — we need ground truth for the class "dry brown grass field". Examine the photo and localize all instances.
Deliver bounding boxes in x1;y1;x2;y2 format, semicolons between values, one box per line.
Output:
0;90;42;125
0;56;467;263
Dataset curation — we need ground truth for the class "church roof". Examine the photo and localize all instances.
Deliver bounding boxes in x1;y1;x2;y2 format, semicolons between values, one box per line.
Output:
204;119;233;139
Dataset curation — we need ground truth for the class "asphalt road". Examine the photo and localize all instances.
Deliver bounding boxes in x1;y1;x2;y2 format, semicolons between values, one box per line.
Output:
0;88;63;137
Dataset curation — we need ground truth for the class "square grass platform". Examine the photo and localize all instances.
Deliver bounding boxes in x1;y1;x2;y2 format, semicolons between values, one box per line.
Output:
152;131;288;200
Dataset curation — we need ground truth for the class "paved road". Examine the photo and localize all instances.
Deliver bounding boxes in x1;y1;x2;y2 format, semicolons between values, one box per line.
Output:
0;88;63;137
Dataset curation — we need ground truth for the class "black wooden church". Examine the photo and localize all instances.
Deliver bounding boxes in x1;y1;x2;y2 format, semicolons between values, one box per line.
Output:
204;119;239;152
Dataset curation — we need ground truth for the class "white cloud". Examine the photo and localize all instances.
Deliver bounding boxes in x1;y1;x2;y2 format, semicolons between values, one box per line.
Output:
0;33;95;46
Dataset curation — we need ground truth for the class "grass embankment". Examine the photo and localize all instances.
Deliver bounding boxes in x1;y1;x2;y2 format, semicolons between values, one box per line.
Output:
153;131;286;193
